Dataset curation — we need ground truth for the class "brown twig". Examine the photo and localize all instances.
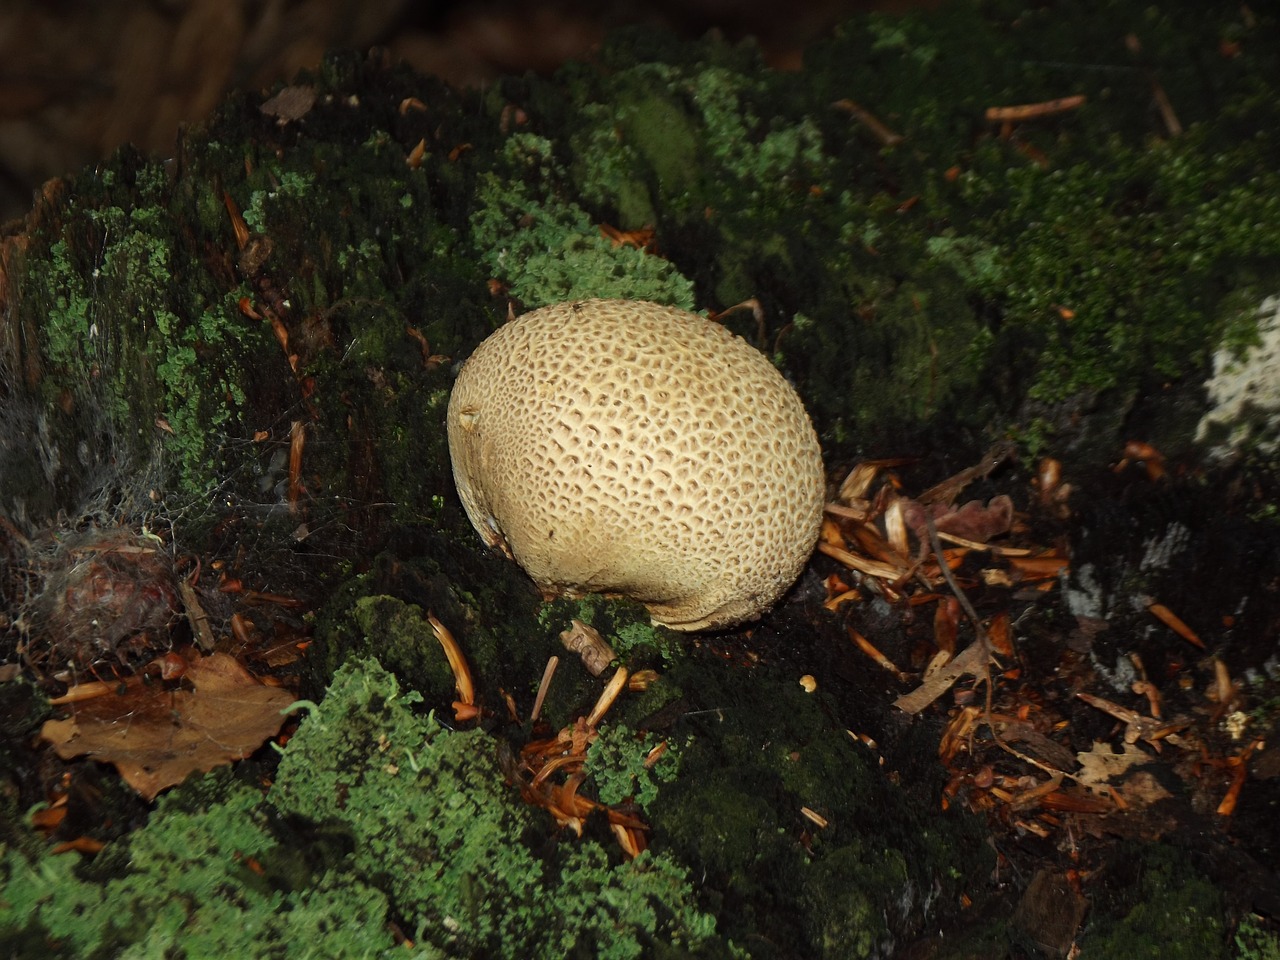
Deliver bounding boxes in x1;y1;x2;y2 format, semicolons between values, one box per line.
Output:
530;656;558;723
833;98;904;147
984;95;1086;123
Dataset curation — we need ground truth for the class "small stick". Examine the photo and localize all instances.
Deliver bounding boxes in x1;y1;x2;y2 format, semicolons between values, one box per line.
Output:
586;667;629;728
530;656;559;723
833;98;903;147
48;680;116;706
427;612;474;705
984;95;1086;123
287;420;305;513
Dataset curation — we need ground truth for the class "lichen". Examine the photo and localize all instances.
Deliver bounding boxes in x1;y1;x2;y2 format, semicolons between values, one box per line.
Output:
586;722;684;807
1;658;722;959
1236;916;1280;960
0;776;400;959
1080;844;1225;959
1196;294;1280;460
469;133;696;309
269;657;720;958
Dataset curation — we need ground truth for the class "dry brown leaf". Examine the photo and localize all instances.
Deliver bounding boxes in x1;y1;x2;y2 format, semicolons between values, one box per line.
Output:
1075;741;1154;794
1118;770;1175;807
40;652;296;801
259;85;317;124
900;495;1015;547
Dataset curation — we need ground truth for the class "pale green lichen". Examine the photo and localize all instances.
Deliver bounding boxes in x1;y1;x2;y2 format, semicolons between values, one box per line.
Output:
1235;916;1280;960
1196;294;1280;460
1;658;721;959
586;723;684;807
271;657;720;958
470;133;696;309
0;779;400;959
25;162;264;505
240;171;315;233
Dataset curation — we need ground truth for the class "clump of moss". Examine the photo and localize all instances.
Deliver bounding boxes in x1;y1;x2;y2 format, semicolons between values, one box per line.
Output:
537;593;685;669
796;1;1280;453
1236;916;1280;960
542;23;995;449
1081;844;1225;959
271;657;721;958
529;3;1280;457
303;542;580;721
646;657;992;958
270;660;547;953
586;722;685;807
802;843;908;959
2;658;722;959
956;128;1280;453
470;132;696;309
567;52;832;242
0;774;400;959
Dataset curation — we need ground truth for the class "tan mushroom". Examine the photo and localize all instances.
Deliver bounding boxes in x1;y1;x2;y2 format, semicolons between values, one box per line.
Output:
446;298;825;631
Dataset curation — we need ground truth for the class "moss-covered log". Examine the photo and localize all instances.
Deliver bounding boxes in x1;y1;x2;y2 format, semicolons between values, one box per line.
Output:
3;2;1280;958
2;1;1278;539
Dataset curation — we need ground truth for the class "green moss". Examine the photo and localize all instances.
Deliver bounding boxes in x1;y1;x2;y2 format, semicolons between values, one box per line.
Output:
1236;917;1280;960
645;657;991;955
960;130;1280;424
792;1;1280;451
536;593;684;669
2;658;719;959
563;51;836;308
348;594;463;703
0;776;399;959
544;4;1280;454
270;661;544;953
1082;844;1225;959
656;763;805;932
270;657;719;958
552;845;725;960
803;843;908;959
303;545;574;720
586;722;684;807
470;133;696;309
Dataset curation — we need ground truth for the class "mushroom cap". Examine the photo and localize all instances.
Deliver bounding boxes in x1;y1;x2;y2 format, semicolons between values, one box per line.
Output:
446;298;825;631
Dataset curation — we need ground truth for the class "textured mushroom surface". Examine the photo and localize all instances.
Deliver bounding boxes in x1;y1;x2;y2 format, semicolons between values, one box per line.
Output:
446;298;825;631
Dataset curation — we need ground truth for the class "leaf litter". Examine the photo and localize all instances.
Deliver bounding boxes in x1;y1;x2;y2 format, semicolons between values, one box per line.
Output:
40;651;296;801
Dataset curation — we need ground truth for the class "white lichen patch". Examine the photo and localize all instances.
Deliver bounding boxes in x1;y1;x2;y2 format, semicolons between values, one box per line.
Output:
1197;294;1280;461
1139;522;1189;573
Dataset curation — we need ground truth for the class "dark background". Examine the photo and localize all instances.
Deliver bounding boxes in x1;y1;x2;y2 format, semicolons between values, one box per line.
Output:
0;0;939;223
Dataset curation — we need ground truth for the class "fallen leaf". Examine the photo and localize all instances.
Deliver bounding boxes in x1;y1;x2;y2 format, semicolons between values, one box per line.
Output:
900;495;1015;547
259;85;316;124
40;652;296;801
1076;741;1154;794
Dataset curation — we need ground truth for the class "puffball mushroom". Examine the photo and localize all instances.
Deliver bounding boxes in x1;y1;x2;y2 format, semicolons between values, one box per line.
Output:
446;298;825;631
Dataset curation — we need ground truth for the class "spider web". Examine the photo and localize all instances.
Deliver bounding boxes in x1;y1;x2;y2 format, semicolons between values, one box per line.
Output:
0;204;386;678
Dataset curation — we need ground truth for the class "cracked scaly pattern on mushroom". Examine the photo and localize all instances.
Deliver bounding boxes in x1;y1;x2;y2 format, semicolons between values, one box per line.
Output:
447;298;825;631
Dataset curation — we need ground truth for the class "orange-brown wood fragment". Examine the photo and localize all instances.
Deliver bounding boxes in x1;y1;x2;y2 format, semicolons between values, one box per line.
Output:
984;95;1086;122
